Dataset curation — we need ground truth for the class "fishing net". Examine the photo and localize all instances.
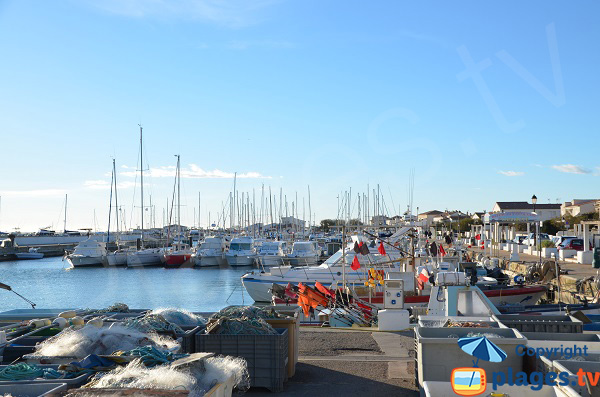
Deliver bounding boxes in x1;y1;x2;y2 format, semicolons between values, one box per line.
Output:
91;303;130;313
210;317;278;335
34;325;179;358
87;355;249;395
210;305;281;321
86;359;197;391
466;332;504;338
150;308;206;327
0;363;82;381
123;314;184;334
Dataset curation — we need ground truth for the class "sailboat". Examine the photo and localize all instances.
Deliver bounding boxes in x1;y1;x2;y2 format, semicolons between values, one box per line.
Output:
126;125;163;267
163;155;193;268
105;159;127;266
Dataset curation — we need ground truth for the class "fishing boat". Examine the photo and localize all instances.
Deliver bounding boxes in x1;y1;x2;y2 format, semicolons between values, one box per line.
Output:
257;241;287;266
225;236;256;266
286;241;319;266
15;247;44;260
194;236;227;267
66;238;107;267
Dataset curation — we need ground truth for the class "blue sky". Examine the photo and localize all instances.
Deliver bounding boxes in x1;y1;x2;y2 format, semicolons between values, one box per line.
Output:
0;1;598;232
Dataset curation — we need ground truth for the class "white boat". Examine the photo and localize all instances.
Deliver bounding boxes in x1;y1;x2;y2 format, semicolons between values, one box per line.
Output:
66;238;107;267
15;247;44;260
258;241;287;266
105;249;130;266
195;236;227;267
286;241;319;266
127;248;163;267
242;238;401;302
225;236;256;267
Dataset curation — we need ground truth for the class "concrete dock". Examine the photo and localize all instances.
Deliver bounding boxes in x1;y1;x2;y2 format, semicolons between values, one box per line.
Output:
247;327;418;396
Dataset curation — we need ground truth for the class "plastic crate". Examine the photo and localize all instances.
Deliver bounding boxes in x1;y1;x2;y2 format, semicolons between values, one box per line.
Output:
179;325;203;354
414;326;526;388
0;364;92;388
195;328;288;392
266;317;299;378
495;314;583;333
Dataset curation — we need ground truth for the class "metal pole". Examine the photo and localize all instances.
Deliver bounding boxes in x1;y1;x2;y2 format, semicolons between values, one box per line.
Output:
342;225;346;288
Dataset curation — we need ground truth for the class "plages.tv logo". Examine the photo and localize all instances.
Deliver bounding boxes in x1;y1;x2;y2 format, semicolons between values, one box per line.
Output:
451;335;507;396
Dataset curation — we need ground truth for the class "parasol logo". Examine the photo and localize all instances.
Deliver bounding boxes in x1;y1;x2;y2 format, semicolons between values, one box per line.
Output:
451;336;507;396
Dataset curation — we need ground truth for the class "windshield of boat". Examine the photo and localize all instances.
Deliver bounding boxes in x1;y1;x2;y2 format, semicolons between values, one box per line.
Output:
320;250;343;267
230;243;252;251
261;242;280;250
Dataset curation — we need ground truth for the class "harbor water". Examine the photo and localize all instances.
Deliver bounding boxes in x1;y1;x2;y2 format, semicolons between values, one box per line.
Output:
0;257;250;311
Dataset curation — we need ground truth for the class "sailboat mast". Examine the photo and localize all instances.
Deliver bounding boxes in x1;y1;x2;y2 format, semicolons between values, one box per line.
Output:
63;194;67;233
139;125;144;247
176;155;181;249
114;159;119;235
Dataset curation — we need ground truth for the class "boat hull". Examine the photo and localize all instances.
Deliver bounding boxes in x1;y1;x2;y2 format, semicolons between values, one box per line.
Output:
15;253;44;260
127;251;163;267
106;252;127;266
196;255;226;267
67;256;105;267
164;253;192;267
226;255;256;267
258;255;286;267
287;256;318;266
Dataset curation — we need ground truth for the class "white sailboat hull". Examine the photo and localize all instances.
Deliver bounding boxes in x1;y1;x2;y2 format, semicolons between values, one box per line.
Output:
127;250;163;267
196;255;226;267
67;256;105;267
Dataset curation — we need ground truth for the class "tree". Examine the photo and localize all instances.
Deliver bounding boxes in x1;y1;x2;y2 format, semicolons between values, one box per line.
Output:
320;219;337;232
541;219;564;235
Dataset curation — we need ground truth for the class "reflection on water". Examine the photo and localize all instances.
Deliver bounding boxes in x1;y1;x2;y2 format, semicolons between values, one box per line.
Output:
0;257;252;311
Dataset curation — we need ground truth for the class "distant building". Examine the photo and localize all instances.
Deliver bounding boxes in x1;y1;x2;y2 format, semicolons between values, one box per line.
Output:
472;212;485;221
417;210;443;226
561;199;599;217
491;202;561;222
371;215;390;226
280;216;306;229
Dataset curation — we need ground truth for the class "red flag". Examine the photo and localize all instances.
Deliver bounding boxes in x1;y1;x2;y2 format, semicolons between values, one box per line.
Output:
378;242;387;256
439;244;446;257
351;255;360;270
475;234;481;240
417;268;430;290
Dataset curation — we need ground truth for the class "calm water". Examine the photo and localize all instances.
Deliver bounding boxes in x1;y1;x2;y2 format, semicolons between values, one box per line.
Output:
0;257;252;312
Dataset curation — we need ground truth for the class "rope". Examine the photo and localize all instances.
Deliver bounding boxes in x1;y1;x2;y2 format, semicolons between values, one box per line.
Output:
91;303;130;313
0;363;87;381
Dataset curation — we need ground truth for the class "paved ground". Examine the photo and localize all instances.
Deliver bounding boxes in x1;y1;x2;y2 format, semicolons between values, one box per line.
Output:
245;327;418;396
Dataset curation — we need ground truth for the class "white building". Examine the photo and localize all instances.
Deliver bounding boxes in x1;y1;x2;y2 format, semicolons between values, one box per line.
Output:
417;210;443;226
491;202;561;222
561;199;599;217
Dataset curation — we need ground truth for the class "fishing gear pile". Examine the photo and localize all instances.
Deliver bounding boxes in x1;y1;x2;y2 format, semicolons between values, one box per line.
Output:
150;307;206;327
0;363;84;381
85;355;249;395
211;305;282;321
122;313;184;334
90;303;130;314
33;324;179;358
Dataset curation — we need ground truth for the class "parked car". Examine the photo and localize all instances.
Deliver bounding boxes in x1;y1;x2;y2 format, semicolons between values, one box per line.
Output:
512;235;527;245
523;233;550;246
552;235;576;248
557;238;592;251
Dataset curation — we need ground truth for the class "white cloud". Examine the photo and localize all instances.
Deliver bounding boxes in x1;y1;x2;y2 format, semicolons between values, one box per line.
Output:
120;164;271;179
84;180;136;190
0;189;66;197
81;0;280;28
551;164;591;174
498;170;524;177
